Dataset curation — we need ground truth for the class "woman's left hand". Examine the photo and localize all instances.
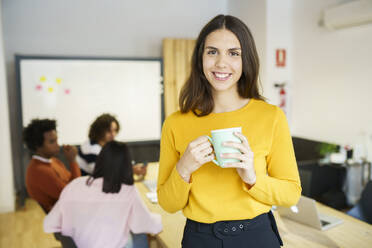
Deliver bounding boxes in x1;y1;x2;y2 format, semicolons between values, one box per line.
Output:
220;132;256;186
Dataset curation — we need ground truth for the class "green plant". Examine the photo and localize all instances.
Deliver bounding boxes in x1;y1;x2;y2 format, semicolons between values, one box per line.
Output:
317;143;339;157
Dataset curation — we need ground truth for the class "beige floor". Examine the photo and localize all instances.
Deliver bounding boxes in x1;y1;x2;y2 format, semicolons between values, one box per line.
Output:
0;198;61;248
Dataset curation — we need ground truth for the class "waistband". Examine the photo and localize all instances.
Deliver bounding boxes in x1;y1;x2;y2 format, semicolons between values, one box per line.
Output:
185;211;283;245
186;213;269;238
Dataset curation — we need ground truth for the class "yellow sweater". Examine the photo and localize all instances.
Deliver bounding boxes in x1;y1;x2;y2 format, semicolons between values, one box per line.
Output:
158;99;301;223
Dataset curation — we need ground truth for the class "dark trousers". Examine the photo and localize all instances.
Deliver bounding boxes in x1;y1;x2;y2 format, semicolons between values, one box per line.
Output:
182;212;283;248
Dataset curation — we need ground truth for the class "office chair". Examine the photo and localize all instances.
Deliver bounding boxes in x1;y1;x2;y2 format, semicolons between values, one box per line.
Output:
53;233;78;248
37;202;78;248
347;180;372;224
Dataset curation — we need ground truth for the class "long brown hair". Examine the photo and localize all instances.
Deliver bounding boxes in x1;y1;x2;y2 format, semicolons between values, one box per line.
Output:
179;14;264;116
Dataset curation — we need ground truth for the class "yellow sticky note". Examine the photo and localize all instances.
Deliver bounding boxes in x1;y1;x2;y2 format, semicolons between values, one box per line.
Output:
40;76;46;82
56;78;62;84
48;87;54;93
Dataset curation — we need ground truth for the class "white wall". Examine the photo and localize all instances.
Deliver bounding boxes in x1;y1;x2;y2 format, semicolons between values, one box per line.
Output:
2;0;228;202
291;0;372;158
2;0;228;58
265;0;293;121
0;1;15;213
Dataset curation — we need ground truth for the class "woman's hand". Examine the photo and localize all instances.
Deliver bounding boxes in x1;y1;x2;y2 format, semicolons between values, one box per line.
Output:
176;136;215;182
221;132;256;186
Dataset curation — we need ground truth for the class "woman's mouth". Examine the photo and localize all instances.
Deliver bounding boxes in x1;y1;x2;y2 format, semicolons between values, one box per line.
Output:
213;72;232;81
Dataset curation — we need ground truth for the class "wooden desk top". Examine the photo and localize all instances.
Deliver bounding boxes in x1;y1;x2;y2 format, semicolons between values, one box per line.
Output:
136;163;372;248
275;204;372;248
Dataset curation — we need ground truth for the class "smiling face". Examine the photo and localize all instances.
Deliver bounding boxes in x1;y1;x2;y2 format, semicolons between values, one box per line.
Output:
202;29;243;96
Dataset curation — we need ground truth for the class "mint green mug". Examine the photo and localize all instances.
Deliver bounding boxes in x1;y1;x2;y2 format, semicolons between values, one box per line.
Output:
207;127;242;167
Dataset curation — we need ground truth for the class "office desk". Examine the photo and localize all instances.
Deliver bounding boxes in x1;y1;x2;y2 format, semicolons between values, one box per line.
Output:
275;204;372;248
136;163;372;248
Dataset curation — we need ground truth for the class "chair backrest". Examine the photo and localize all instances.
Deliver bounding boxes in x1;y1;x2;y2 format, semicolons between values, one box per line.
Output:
54;232;78;248
360;180;372;223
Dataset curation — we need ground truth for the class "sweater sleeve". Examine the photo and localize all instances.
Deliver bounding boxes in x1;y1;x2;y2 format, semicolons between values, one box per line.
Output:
128;188;162;234
157;119;192;213
245;108;302;207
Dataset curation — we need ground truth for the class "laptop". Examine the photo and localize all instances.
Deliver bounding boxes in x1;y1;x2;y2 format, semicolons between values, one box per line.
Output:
276;195;343;231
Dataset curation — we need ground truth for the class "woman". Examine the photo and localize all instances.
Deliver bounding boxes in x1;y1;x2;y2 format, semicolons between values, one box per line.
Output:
77;113;146;177
44;141;162;248
157;15;301;247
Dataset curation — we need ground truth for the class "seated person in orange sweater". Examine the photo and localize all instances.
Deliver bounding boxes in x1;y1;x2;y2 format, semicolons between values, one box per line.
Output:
23;119;81;212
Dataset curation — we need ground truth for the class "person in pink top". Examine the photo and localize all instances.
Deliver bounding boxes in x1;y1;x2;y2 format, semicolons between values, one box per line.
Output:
44;141;162;248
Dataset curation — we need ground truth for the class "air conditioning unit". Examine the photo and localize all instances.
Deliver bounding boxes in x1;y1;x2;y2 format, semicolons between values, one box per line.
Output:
321;0;372;29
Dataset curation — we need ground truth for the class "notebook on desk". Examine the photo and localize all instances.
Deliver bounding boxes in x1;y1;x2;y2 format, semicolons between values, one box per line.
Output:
143;179;158;203
277;195;343;231
143;179;157;192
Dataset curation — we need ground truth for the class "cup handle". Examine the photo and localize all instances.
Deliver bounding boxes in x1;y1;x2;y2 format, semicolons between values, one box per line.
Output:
207;136;220;166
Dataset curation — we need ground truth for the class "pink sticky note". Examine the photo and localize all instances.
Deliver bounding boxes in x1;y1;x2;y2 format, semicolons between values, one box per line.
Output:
64;89;70;95
36;85;42;91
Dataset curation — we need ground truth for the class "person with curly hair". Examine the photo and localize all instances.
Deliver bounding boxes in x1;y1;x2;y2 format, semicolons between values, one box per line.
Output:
23;119;81;212
76;114;120;176
77;113;147;177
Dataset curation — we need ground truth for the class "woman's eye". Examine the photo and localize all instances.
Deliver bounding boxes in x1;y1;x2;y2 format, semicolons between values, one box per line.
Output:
230;51;240;56
207;50;217;55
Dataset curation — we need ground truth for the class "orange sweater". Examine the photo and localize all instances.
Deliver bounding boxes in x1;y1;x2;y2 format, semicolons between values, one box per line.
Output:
26;157;81;212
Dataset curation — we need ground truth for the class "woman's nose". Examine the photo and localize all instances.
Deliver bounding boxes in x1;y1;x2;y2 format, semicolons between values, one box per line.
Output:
215;55;227;68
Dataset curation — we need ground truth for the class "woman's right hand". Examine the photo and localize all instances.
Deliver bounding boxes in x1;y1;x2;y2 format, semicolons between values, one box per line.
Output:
176;136;214;182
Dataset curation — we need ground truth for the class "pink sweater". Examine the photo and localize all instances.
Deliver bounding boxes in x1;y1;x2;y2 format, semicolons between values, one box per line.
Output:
44;177;162;248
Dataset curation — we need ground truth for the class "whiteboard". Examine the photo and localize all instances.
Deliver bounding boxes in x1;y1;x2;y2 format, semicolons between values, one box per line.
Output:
18;57;163;144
